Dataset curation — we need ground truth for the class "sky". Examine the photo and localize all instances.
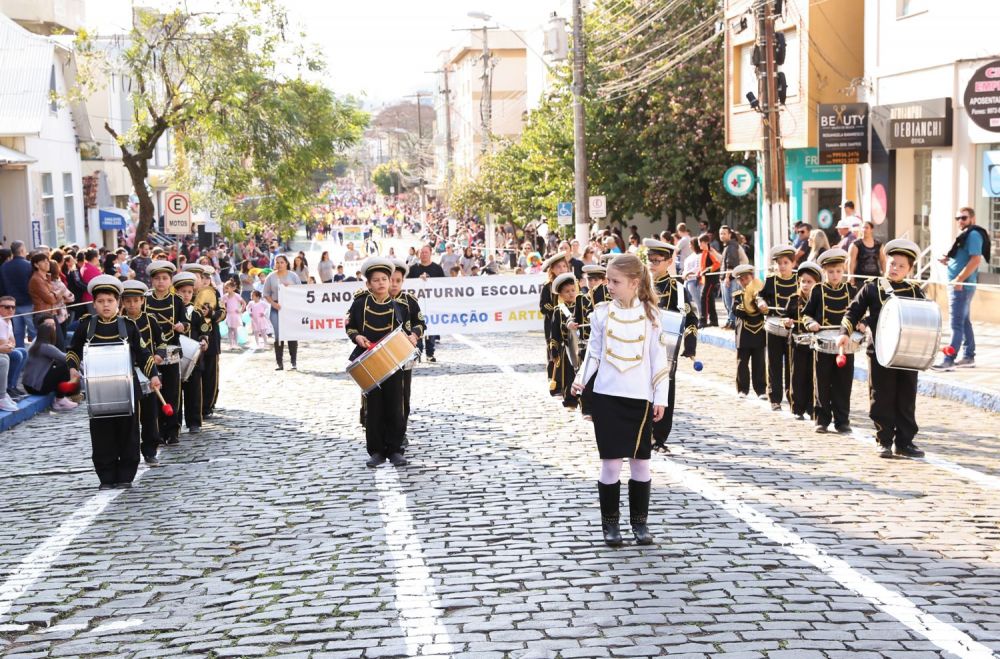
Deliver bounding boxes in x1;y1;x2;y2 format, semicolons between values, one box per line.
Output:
84;0;566;108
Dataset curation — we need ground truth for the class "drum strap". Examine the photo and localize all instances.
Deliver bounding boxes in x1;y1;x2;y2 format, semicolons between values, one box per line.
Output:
879;277;894;298
87;315;128;343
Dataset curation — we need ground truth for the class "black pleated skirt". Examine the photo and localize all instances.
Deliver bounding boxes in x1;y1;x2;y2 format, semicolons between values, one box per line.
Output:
591;389;652;460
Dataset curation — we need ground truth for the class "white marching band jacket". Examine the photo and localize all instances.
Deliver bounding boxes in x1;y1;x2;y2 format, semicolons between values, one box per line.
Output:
574;298;671;406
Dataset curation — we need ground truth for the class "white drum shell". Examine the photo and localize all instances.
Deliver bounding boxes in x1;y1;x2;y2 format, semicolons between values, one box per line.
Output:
875;296;941;371
812;330;864;355
764;317;790;337
659;310;684;370
82;342;134;418
178;335;202;382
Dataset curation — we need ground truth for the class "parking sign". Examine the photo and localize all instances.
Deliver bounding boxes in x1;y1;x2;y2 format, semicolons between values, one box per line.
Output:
164;192;192;235
557;201;573;226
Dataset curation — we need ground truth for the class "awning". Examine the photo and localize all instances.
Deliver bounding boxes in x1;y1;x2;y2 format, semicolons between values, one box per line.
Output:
0;144;35;166
99;207;130;231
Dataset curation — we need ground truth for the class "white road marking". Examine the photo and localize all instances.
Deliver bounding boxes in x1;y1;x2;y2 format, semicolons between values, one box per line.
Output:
458;334;999;659
90;617;144;635
680;369;1000;491
373;468;453;656
656;458;996;659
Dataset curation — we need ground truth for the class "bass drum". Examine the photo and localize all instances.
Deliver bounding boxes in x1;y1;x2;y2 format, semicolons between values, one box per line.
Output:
875;296;941;371
82;342;134;418
178;335;203;382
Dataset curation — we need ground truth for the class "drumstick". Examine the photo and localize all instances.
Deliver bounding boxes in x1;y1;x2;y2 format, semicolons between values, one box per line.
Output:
836;346;847;369
153;388;175;416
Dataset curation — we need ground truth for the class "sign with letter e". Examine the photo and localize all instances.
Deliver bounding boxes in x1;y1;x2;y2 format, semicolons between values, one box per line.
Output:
164;191;192;235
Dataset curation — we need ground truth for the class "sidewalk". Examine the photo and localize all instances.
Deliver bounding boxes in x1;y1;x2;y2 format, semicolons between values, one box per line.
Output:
0;394;54;432
699;300;1000;413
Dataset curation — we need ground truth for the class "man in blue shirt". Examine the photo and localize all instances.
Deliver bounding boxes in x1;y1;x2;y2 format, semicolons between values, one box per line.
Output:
0;241;35;347
932;207;984;370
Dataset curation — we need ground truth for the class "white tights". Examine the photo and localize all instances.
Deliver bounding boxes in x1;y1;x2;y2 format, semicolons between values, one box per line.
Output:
599;458;651;484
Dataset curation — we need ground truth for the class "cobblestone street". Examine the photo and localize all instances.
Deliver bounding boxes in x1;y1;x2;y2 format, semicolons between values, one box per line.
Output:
1;332;998;658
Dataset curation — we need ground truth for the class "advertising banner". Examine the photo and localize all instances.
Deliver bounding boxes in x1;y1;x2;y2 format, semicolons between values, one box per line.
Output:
818;103;870;165
278;274;547;341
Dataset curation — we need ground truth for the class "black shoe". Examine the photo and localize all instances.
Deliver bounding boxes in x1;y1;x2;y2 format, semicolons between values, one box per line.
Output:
878;446;894;459
770;403;781;411
427;356;436;363
98;483;115;490
628;479;654;546
144;454;160;466
894;444;925;458
203;410;214;419
275;365;284;371
290;365;297;371
835;424;852;434
115;482;133;489
188;426;201;434
388;452;408;467
814;424;828;434
597;481;624;547
165;435;179;445
794;413;805;420
366;453;386;468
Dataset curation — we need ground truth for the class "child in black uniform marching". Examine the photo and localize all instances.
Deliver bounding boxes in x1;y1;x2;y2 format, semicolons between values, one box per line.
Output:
390;258;425;443
732;264;767;399
571;254;670;547
121;280;166;465
67;275;161;489
549;272;581;408
644;238;698;450
144;260;188;445
840;239;926;459
347;258;418;468
187;264;225;418
540;253;571;396
783;261;822;420
172;272;207;435
802;248;853;434
759;245;798;411
576;264;607;419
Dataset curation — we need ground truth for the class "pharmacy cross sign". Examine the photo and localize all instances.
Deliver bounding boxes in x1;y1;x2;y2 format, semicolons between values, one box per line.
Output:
723;165;755;197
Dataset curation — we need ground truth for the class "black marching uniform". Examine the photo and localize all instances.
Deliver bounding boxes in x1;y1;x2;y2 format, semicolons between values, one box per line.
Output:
549;297;580;408
843;279;924;451
68;315;158;487
199;288;225;416
346;293;411;458
651;275;698;446
540;283;560;396
145;291;189;443
783;292;815;419
760;273;798;405
129;310;166;460
397;289;426;435
576;287;600;417
179;305;208;431
733;288;767;396
803;282;853;429
590;282;610;306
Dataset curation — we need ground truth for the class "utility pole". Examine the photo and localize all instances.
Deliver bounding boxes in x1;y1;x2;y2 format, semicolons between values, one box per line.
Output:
405;91;432;210
427;67;454;195
571;0;589;245
480;25;493;155
754;0;788;265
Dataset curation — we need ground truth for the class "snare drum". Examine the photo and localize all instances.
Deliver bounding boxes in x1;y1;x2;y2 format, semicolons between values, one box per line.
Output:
82;342;134;418
346;327;420;393
659;310;684;370
178;335;202;382
764;317;790;338
792;333;812;347
812;329;864;355
163;345;181;365
875;296;941;371
135;368;153;396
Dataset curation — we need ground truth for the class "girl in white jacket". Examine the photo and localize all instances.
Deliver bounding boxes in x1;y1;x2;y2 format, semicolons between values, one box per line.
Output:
572;254;670;547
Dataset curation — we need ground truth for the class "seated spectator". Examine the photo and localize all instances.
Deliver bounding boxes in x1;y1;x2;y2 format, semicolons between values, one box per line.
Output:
22;315;77;411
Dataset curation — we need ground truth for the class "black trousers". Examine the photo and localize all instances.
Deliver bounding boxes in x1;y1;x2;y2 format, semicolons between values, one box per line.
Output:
182;369;203;429
736;347;766;396
202;351;219;413
701;279;719;326
814;352;853;427
91;409;140;485
868;355;918;449
158;362;181;440
789;343;815;418
138;394;160;458
402;367;413;433
365;369;406;457
653;347;680;442
766;333;791;405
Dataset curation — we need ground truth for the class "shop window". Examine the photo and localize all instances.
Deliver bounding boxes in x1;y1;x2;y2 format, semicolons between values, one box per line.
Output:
975;144;1000;276
913;150;932;256
40;173;56;246
62;173;75;243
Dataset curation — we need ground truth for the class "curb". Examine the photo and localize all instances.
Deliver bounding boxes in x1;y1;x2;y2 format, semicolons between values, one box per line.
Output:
697;330;1000;414
0;394;55;432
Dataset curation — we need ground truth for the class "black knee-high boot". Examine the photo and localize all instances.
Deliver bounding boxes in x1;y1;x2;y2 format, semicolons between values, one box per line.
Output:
274;341;284;370
628;479;653;545
597;481;623;547
288;341;298;369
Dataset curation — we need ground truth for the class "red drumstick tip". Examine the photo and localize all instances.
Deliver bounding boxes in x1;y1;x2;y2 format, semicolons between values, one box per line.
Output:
836;354;847;368
942;345;956;357
161;403;175;417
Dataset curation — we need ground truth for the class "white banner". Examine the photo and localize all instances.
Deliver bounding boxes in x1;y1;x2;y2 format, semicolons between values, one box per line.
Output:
278;274;547;341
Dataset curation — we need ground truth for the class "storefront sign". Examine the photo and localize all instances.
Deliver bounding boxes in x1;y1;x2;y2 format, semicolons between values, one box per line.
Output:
723;165;755;196
964;60;1000;132
983;150;1000;198
878;97;953;148
99;207;129;230
278;275;547;341
818;103;869;165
